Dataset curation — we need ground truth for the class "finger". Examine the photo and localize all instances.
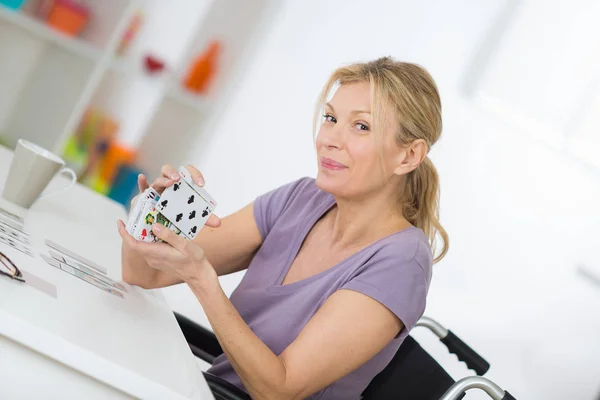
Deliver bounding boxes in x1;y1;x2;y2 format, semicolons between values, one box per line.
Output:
161;164;180;182
150;176;174;193
186;164;205;186
137;174;150;192
151;224;188;254
205;214;222;228
117;220;140;249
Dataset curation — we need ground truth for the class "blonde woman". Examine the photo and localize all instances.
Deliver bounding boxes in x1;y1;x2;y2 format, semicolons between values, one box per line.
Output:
118;56;449;400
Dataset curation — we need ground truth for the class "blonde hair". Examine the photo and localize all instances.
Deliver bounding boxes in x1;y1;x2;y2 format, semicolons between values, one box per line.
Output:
314;57;449;263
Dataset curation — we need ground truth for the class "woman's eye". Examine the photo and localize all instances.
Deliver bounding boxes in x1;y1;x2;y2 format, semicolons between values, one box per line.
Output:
323;113;337;123
355;122;370;131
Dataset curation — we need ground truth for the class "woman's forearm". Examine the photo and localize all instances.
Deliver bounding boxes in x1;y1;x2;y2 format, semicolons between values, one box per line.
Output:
189;273;293;400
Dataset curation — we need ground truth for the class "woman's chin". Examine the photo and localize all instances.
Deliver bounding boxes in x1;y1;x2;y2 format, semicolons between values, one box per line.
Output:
315;173;342;195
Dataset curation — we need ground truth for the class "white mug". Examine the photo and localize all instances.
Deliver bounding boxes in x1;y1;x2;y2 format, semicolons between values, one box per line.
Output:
2;139;77;209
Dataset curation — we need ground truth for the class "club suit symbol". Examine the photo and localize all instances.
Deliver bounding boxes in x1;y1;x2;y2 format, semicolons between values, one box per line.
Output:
176;213;183;222
189;210;196;219
202;207;209;218
187;195;195;204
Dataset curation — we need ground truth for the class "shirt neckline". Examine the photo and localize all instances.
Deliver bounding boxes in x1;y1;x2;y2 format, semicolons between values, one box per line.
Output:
272;194;419;290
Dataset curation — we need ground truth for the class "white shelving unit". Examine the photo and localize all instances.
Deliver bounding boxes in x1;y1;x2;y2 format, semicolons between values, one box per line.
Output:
0;0;140;153
0;0;277;181
0;5;102;60
166;85;209;113
134;0;278;175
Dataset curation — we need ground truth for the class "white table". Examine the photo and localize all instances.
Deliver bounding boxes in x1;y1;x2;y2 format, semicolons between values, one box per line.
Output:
0;146;214;399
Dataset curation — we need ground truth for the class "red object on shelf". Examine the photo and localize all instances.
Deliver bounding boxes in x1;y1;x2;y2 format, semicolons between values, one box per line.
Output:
184;40;221;94
143;54;166;75
47;0;90;37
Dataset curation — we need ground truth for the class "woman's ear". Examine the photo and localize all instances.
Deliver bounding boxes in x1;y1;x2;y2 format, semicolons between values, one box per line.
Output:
393;139;428;175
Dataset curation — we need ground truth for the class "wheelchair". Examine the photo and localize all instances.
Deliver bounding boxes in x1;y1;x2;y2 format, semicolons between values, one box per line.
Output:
174;313;517;400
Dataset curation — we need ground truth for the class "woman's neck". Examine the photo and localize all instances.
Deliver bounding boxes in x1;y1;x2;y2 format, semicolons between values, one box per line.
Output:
325;193;410;250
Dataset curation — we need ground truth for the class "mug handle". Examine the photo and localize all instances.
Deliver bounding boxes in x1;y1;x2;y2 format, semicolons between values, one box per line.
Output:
37;167;77;200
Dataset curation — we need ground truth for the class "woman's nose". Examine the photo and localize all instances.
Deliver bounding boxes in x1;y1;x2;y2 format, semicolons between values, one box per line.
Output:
322;125;344;149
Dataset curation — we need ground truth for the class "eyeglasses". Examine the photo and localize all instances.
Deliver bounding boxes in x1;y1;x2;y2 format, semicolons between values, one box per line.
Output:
0;251;25;282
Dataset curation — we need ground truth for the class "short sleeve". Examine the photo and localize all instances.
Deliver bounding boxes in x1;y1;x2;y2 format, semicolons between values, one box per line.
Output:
341;244;431;334
253;177;312;239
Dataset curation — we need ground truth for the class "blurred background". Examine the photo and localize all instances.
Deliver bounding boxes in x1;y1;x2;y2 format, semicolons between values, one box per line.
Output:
1;0;600;398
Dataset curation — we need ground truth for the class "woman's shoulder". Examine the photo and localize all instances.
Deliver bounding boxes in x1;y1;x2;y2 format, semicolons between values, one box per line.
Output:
370;227;433;280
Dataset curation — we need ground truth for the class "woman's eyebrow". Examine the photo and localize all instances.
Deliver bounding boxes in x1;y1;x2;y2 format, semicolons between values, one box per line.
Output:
325;103;371;115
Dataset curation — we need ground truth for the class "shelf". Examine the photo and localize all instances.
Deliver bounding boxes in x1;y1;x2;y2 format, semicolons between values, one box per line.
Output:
165;85;209;112
0;5;102;61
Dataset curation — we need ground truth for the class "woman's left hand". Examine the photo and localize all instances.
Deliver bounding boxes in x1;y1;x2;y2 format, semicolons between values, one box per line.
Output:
117;222;217;286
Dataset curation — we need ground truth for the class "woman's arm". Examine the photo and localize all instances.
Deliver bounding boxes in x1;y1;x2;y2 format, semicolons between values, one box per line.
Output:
191;276;402;399
121;225;403;399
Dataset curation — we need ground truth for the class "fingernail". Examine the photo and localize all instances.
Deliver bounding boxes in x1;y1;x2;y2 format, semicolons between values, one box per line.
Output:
153;224;162;233
170;173;179;180
196;177;205;186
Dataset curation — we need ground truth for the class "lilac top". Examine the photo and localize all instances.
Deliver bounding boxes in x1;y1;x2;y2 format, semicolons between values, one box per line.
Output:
207;177;433;399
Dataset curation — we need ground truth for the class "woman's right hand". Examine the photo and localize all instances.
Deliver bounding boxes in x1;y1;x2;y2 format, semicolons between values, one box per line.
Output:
122;164;221;288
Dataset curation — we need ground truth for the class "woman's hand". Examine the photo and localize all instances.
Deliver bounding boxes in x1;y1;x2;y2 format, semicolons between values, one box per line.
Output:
118;221;218;287
121;164;220;288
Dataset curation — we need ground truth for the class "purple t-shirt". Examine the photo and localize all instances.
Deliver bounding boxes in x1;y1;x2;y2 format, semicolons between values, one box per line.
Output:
207;177;433;399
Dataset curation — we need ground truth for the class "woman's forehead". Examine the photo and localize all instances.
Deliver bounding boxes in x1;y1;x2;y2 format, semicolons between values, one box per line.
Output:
328;82;372;112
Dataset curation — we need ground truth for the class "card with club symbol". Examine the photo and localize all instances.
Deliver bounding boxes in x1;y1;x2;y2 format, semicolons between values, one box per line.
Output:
155;166;217;240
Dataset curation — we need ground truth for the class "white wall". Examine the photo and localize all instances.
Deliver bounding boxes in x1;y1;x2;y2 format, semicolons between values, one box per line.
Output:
162;0;600;398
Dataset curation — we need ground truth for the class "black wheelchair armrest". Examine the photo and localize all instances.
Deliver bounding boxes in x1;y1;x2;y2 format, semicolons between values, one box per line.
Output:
416;317;490;375
202;372;252;400
174;312;223;363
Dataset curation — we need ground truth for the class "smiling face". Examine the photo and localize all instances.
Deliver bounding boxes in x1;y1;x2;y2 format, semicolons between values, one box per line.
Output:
315;81;408;200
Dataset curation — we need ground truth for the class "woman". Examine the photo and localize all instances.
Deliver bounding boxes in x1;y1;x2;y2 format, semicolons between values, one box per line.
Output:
117;56;449;399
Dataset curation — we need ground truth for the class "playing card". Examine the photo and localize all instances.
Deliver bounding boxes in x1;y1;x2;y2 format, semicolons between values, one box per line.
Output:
155;167;218;240
177;166;217;209
131;202;157;242
0;222;30;246
45;239;107;275
59;263;124;298
0;207;24;224
0;233;34;257
126;187;160;234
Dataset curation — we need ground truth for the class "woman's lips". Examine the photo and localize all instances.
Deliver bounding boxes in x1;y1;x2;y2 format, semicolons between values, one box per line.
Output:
320;157;348;170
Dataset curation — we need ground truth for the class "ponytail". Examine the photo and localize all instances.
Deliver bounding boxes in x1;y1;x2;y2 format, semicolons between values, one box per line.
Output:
403;157;448;263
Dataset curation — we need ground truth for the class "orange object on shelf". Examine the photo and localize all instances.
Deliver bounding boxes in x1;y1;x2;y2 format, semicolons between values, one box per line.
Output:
97;142;136;186
184;40;221;94
47;0;90;37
